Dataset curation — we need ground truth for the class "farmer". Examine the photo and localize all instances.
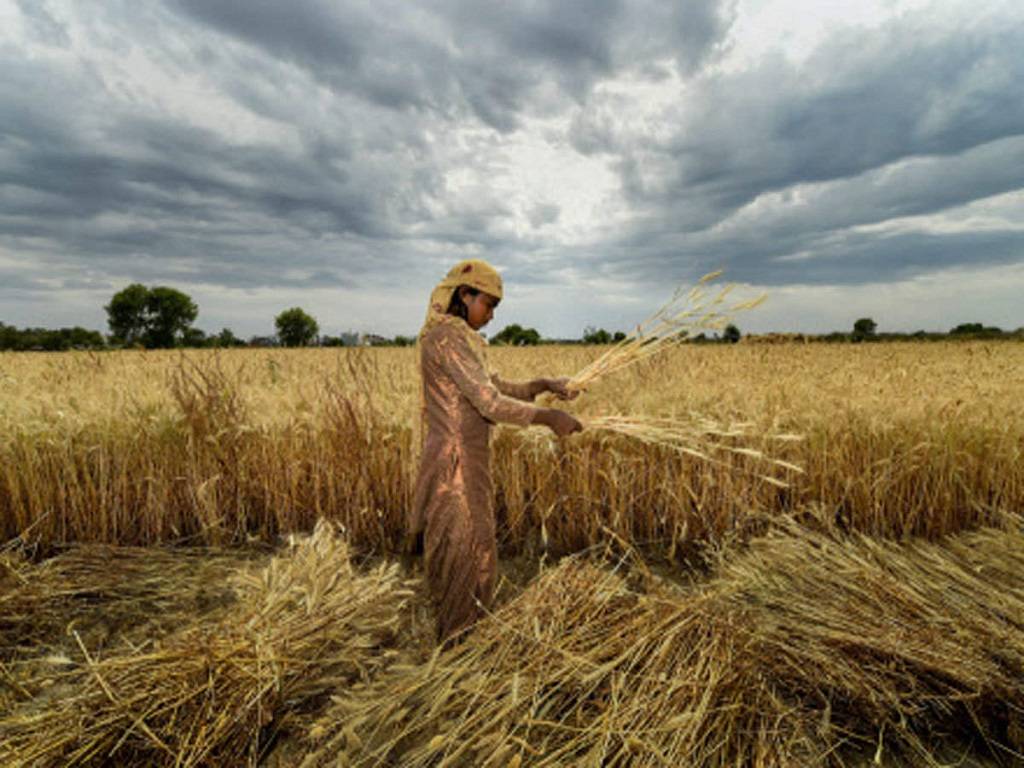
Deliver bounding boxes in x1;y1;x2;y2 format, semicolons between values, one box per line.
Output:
409;259;582;643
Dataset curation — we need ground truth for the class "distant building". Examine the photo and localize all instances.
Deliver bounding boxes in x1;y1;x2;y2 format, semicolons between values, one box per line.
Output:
359;333;390;347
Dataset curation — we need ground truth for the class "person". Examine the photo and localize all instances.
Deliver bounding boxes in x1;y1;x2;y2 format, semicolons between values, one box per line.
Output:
409;259;582;643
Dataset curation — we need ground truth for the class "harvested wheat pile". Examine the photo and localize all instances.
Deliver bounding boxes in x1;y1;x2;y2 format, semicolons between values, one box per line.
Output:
305;520;1024;767
710;518;1024;764
0;521;413;767
301;558;685;767
0;544;265;662
0;543;266;722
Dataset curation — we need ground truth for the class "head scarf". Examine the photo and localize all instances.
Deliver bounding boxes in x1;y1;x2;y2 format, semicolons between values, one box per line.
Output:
418;259;503;362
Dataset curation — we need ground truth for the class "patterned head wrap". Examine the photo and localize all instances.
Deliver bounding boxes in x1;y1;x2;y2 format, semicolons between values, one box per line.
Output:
418;259;503;342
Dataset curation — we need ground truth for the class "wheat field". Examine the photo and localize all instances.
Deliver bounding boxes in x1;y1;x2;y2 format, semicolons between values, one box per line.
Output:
1;342;1021;552
2;342;1023;765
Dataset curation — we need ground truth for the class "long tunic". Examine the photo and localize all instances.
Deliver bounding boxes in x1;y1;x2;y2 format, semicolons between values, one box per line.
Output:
411;322;539;641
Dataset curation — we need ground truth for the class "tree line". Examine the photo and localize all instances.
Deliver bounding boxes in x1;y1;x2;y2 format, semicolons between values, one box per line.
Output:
1;286;1021;351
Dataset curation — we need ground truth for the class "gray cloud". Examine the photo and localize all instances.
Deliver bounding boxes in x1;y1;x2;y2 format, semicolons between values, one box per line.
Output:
13;0;70;47
168;0;734;131
569;6;1024;286
579;17;1024;214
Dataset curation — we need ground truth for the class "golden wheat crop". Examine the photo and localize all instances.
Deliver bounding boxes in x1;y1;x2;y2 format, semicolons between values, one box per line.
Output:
304;516;1024;767
2;336;1022;768
0;521;412;766
1;341;1021;555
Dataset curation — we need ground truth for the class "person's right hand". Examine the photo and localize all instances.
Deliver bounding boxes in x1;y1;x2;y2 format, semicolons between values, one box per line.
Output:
545;377;579;401
534;408;583;437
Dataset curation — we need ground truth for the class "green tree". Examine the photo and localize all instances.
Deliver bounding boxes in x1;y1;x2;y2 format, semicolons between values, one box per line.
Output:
105;283;150;345
583;326;612;344
492;323;541;346
950;322;1003;337
852;317;877;343
275;307;319;347
0;323;106;351
723;324;741;344
213;328;245;347
181;327;208;347
105;284;198;348
144;287;199;348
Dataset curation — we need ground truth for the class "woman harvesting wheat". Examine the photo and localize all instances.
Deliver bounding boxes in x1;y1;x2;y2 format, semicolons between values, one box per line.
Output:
409;259;581;643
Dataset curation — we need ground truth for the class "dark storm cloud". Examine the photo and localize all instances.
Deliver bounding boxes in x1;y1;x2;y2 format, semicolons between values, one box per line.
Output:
570;6;1024;286
597;135;1024;286
168;0;734;131
604;223;1024;290
8;0;737;294
0;40;410;290
580;18;1024;217
0;270;53;295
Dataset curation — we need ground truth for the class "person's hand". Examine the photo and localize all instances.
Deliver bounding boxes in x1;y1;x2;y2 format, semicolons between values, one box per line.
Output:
545;377;579;401
533;408;583;437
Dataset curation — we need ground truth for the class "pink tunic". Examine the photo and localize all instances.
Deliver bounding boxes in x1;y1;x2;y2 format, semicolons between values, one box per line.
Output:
410;322;539;641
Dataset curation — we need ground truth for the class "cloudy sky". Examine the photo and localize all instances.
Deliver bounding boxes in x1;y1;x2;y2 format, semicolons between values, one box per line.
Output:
2;0;1022;339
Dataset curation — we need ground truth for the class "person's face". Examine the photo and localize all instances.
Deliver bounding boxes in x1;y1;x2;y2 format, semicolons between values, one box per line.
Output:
464;290;500;330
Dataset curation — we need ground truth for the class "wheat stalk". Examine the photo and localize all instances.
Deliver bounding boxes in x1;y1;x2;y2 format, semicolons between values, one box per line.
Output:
581;413;805;487
567;271;766;394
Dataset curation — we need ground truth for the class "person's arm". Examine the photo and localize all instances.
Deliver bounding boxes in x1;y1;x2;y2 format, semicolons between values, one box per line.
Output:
531;406;583;436
491;375;579;402
491;374;543;402
440;331;583;435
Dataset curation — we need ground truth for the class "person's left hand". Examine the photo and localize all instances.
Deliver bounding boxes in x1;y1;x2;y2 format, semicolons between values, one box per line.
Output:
546;377;579;401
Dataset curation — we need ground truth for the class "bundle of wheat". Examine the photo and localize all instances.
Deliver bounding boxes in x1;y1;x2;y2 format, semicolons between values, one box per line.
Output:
0;546;34;715
0;521;413;767
580;413;804;487
565;271;766;395
301;557;682;767
704;517;1024;764
0;544;262;723
547;273;800;486
0;545;264;661
304;519;1024;767
0;547;30;597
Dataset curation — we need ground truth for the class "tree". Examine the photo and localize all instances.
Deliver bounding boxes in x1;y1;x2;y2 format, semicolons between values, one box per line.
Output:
491;323;541;346
105;284;198;348
852;317;877;343
583;326;612;344
950;322;1002;337
275;307;319;347
181;327;208;347
144;287;199;348
213;328;245;348
723;324;741;344
105;283;150;346
0;323;106;351
63;327;106;349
